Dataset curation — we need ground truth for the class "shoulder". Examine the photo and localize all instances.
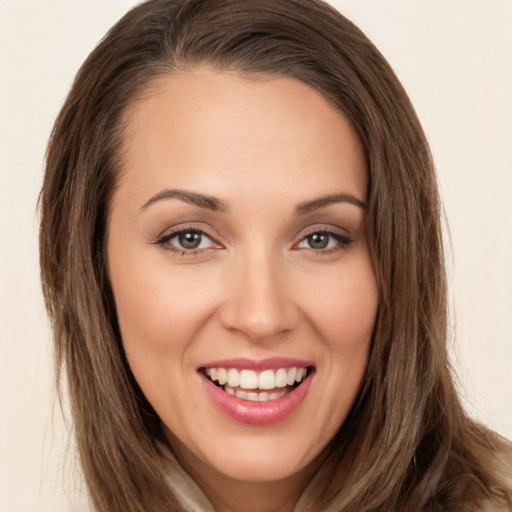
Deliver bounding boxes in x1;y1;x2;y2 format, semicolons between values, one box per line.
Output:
478;436;512;512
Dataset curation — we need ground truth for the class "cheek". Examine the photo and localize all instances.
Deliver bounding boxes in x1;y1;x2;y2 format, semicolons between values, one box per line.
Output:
312;265;378;422
108;259;222;417
300;259;378;351
299;256;378;401
110;255;216;354
327;279;377;351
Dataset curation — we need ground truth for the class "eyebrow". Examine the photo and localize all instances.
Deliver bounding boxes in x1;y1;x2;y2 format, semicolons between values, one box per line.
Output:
140;189;365;215
295;193;366;215
140;189;229;213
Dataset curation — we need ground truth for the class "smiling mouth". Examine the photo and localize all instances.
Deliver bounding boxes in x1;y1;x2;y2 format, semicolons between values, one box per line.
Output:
201;366;313;402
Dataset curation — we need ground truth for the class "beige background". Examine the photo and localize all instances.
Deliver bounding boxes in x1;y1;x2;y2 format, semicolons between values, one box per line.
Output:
1;1;511;510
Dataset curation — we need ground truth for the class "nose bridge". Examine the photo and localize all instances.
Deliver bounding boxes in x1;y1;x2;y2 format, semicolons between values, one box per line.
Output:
220;245;297;341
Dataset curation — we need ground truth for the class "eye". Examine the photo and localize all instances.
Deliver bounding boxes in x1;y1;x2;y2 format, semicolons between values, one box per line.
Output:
156;229;219;253
173;230;206;250
296;230;352;252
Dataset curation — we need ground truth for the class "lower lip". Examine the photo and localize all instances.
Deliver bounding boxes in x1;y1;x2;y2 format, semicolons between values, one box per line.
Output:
201;373;313;425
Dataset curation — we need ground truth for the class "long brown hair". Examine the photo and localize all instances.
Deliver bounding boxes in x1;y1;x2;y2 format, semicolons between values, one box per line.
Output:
39;1;511;511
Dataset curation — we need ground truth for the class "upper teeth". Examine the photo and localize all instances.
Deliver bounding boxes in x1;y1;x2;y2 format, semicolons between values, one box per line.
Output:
204;367;307;390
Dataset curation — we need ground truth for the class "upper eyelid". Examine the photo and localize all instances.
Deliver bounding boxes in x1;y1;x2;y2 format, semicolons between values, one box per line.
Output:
155;222;219;241
294;223;351;240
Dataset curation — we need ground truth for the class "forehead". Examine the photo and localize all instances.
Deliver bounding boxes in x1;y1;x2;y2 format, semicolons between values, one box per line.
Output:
116;68;367;210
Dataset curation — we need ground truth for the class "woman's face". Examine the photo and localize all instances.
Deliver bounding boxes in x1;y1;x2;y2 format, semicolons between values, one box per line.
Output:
108;69;378;487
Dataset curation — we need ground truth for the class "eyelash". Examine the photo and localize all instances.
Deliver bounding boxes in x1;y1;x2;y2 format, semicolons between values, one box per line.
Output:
294;230;353;255
153;226;220;257
153;226;353;257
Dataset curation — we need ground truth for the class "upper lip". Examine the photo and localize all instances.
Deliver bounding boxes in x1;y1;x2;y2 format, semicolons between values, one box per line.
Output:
199;357;314;372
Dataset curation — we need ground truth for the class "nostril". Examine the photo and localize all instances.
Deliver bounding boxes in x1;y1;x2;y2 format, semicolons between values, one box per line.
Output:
219;304;299;342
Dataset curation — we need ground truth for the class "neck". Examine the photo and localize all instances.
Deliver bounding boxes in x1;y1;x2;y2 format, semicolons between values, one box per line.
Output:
170;441;325;512
195;475;309;512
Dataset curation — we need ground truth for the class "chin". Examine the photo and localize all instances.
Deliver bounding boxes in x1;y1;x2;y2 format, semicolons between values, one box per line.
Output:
165;422;329;486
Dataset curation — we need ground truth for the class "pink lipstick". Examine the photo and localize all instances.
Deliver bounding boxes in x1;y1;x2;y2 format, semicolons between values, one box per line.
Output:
199;358;314;425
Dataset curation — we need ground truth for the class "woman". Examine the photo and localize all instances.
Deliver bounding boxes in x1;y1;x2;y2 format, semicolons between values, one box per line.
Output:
39;0;512;511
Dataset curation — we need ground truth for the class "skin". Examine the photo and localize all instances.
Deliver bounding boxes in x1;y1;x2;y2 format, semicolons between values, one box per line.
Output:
107;68;378;512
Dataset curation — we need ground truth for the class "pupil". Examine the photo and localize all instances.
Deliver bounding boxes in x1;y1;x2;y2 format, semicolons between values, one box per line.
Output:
179;231;201;249
308;233;328;249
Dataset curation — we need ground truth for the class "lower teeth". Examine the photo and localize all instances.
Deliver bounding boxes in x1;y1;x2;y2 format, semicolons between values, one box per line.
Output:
223;384;289;402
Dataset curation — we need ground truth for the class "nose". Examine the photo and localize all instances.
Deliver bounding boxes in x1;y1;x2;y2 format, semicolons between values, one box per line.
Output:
219;249;299;342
